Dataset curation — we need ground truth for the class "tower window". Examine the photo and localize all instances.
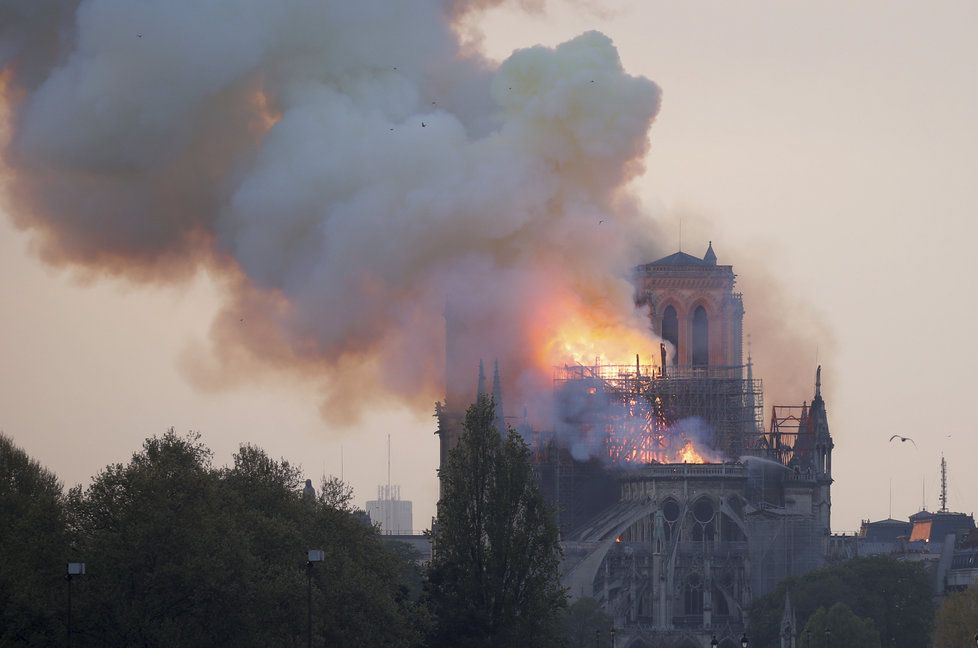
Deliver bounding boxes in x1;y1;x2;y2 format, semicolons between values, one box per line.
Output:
662;305;679;366
692;305;709;367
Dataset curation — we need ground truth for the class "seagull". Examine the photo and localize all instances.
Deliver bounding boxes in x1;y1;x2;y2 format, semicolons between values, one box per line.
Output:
889;435;917;448
598;220;606;224
421;122;427;127
137;33;142;38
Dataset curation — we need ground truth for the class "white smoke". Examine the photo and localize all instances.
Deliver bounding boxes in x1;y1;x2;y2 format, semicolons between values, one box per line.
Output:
1;0;662;423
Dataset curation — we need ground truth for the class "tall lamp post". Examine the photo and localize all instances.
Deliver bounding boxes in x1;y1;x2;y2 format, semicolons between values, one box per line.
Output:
307;549;324;648
66;562;85;647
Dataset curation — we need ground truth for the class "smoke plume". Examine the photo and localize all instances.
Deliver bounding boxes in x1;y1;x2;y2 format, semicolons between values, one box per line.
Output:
1;1;662;423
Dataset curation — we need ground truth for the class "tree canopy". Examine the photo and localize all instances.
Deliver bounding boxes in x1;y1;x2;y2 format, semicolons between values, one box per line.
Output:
1;429;425;647
560;597;614;648
931;586;978;648
799;602;881;648
0;434;70;646
425;396;566;648
748;556;934;648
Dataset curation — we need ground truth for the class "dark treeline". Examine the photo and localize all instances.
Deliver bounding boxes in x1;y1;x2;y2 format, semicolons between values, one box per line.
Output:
0;396;584;647
1;430;425;646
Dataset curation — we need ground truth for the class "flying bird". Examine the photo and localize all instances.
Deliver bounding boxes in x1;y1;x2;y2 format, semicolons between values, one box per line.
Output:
421;122;427;127
889;435;917;448
598;220;606;224
137;33;142;38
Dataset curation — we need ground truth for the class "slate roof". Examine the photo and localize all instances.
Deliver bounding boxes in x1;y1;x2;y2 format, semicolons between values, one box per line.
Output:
648;251;711;267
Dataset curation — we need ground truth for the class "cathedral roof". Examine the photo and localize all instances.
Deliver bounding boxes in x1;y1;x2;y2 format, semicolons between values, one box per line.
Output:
647;243;719;268
647;251;711;267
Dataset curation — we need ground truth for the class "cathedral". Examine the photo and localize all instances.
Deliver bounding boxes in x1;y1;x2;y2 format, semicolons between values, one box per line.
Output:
437;244;833;648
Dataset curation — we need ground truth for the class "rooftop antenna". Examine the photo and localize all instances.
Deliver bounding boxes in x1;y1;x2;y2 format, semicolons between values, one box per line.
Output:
889;478;892;519
679;217;683;252
340;445;344;483
940;455;948;513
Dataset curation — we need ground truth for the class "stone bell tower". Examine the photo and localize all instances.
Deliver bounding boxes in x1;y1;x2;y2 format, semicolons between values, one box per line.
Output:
635;242;744;370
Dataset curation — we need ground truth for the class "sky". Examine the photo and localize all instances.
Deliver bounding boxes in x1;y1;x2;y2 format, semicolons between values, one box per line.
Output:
2;0;977;533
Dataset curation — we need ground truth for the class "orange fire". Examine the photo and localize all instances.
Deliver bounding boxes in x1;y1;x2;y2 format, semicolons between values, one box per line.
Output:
674;439;706;464
532;294;662;371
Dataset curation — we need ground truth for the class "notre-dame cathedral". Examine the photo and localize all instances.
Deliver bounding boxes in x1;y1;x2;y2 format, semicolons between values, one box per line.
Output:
437;243;833;648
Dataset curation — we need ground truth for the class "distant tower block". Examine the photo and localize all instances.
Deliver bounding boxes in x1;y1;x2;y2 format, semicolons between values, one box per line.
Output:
366;485;413;535
635;242;744;370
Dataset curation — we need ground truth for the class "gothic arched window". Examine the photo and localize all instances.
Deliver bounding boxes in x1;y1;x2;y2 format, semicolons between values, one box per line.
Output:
662;305;679;366
692;305;709;367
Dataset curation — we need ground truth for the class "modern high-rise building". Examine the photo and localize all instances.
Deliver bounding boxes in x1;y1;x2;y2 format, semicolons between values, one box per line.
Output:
366;484;413;535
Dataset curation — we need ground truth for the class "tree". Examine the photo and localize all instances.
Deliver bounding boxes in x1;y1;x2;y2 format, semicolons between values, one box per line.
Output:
799;602;881;648
426;396;566;648
0;434;69;645
560;597;613;648
931;587;978;648
61;429;424;647
747;556;933;648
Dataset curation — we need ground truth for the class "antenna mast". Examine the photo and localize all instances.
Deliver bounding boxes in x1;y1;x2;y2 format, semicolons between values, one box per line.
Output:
940;455;948;512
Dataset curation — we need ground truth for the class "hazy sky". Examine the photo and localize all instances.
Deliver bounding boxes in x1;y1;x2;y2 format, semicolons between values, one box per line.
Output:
2;0;977;532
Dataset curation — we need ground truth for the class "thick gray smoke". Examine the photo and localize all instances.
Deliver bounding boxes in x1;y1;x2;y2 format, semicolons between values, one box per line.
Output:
1;0;662;423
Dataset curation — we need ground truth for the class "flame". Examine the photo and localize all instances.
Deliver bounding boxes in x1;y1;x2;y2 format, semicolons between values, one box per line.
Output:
675;439;706;464
531;292;661;371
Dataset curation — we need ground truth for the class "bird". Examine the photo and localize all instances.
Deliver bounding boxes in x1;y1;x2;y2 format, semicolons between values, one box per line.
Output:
137;33;142;38
421;122;427;127
389;127;394;131
889;435;917;448
598;220;606;224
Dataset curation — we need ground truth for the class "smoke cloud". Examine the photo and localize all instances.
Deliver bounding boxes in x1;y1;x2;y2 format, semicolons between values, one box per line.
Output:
1;1;662;423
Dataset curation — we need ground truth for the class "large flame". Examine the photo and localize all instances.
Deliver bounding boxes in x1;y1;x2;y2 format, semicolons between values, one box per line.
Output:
675;439;706;464
531;291;662;371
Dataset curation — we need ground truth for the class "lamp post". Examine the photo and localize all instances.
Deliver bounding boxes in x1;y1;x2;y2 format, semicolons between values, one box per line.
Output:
595;628;600;648
740;633;749;648
711;635;718;648
66;562;85;647
825;627;832;648
804;629;811;648
307;549;324;648
610;626;616;648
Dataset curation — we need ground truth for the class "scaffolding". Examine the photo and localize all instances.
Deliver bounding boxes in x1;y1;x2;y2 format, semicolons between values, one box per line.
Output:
762;404;814;467
550;361;764;465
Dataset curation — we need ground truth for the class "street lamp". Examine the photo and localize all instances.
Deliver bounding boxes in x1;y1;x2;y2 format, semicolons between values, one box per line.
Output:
307;550;324;648
66;562;85;647
711;635;719;648
740;633;749;648
610;626;616;648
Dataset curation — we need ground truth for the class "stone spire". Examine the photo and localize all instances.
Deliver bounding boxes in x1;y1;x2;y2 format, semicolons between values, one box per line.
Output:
703;240;717;265
476;359;486;399
780;590;797;648
491;360;504;433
